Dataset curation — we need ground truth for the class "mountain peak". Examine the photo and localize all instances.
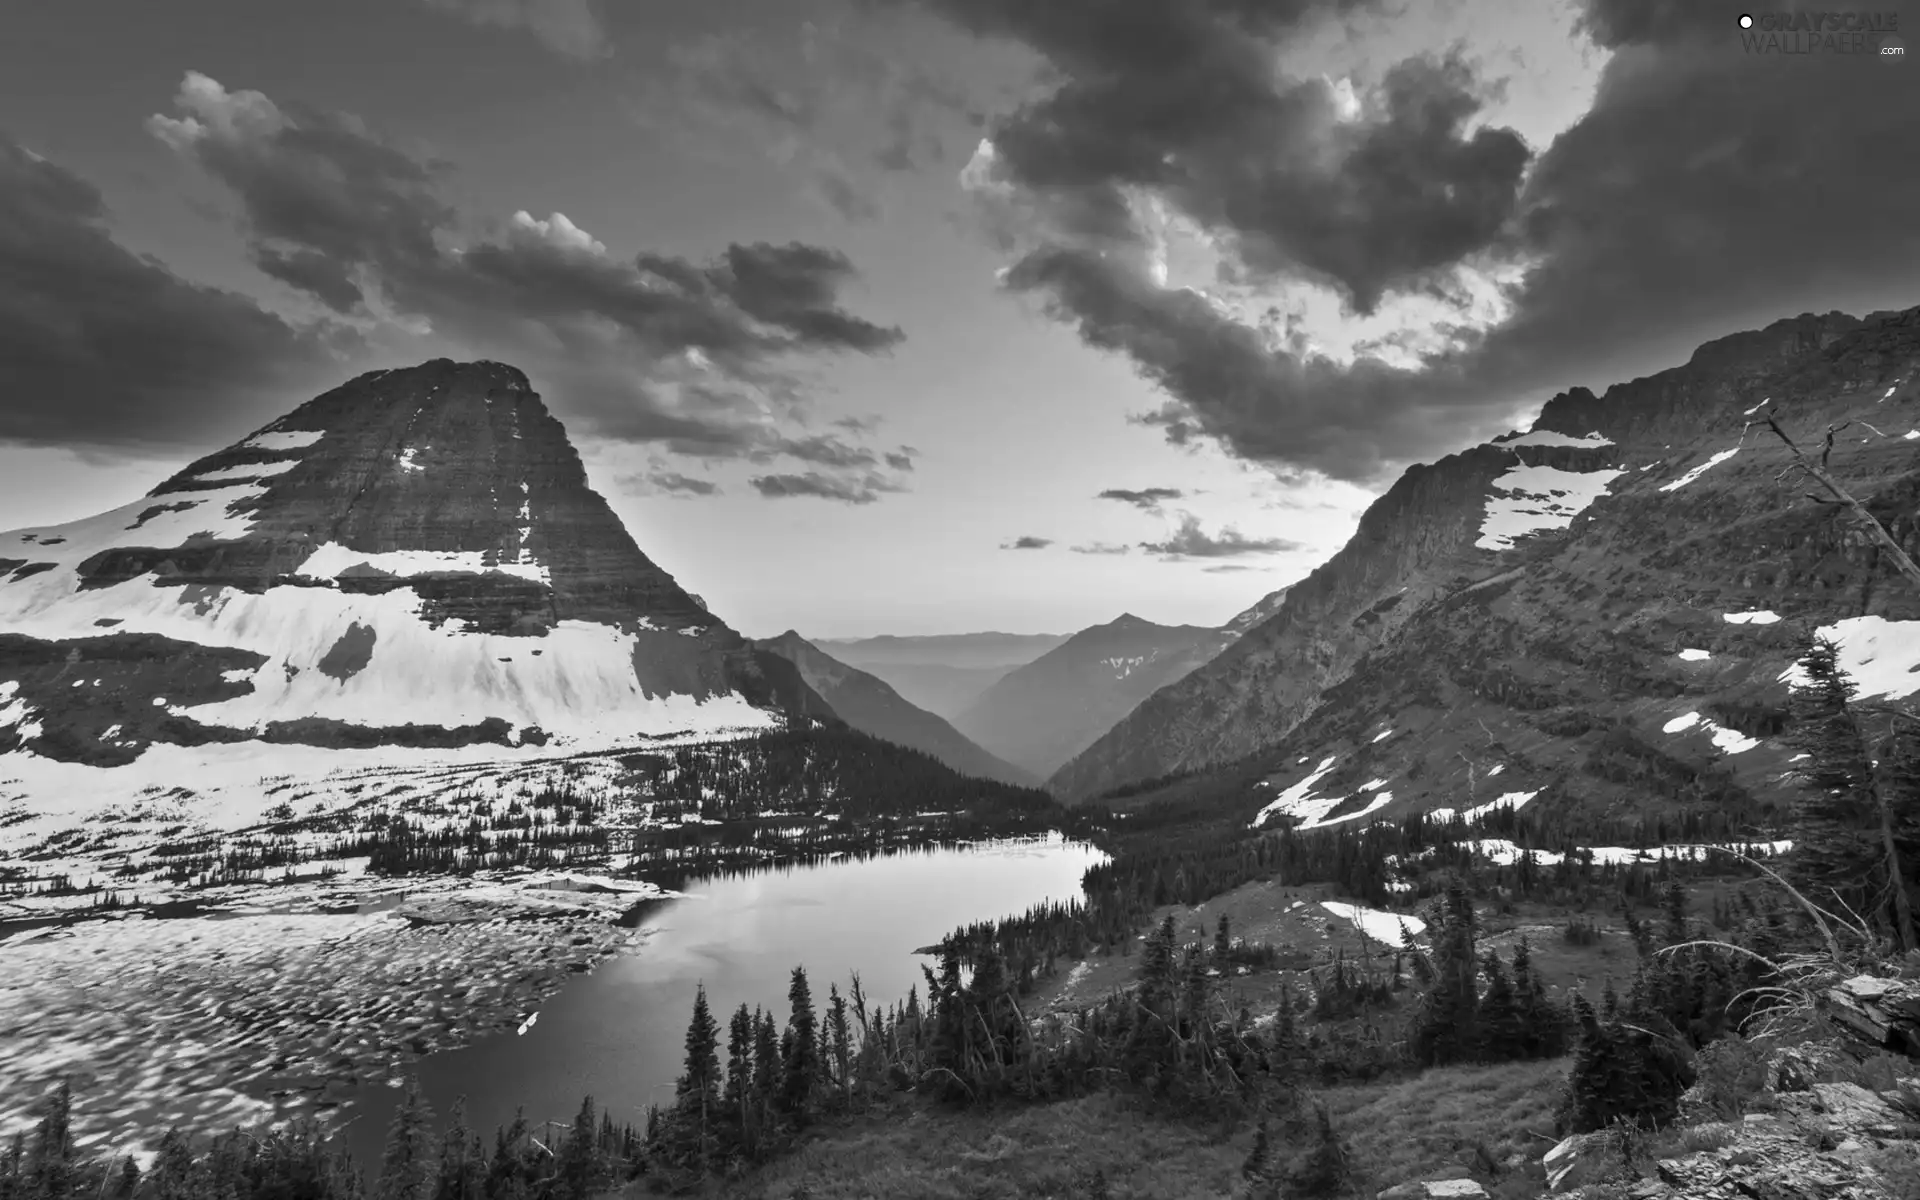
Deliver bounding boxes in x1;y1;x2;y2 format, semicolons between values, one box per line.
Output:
0;359;816;772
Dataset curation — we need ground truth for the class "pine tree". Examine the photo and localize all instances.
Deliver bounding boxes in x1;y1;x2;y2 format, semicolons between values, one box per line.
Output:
724;1003;754;1139
374;1078;435;1200
1477;949;1524;1061
1410;879;1479;1066
1285;1107;1354;1198
433;1094;480;1200
115;1156;140;1200
782;966;820;1121
1786;637;1885;924
1215;912;1232;962
555;1096;605;1200
825;983;854;1110
25;1081;76;1200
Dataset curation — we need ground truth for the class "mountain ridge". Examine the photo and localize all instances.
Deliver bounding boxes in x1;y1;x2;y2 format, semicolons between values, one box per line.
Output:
1050;306;1920;815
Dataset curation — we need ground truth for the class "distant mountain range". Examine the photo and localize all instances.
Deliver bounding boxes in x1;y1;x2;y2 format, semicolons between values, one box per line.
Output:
752;631;1034;785
948;613;1235;779
811;631;1072;718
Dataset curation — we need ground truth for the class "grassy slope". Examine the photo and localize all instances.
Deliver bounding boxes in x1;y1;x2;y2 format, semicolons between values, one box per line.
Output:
614;1058;1570;1199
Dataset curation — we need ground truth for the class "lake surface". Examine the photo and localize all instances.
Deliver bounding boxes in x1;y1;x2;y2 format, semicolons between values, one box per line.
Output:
343;834;1106;1164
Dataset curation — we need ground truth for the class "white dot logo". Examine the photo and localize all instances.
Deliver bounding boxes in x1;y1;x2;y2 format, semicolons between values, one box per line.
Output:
1738;13;1754;28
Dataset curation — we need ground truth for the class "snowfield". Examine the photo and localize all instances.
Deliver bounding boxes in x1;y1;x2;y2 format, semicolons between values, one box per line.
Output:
1779;615;1920;700
1475;463;1626;551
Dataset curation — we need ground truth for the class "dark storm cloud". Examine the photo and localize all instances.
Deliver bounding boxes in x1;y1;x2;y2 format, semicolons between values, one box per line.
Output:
1001;535;1052;549
1139;513;1300;559
917;0;1920;486
750;471;908;504
916;0;1527;311
146;72;904;468
1097;486;1184;510
0;139;353;449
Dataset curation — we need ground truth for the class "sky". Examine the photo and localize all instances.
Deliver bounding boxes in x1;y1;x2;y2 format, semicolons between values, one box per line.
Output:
1;0;1916;639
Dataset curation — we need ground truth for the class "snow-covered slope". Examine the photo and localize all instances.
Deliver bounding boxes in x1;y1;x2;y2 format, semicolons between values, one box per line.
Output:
0;359;820;825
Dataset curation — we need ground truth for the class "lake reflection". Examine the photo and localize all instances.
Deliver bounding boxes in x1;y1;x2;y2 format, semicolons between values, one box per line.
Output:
345;834;1106;1162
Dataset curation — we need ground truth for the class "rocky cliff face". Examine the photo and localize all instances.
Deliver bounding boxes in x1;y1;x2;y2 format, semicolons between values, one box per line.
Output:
956;614;1233;780
0;360;821;778
1050;306;1920;812
754;632;1035;786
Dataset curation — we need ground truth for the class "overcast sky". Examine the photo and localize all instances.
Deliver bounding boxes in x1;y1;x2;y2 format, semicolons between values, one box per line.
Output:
2;0;1916;638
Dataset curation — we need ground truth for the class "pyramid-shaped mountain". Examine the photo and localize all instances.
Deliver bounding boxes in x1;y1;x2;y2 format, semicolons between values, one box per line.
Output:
0;360;822;773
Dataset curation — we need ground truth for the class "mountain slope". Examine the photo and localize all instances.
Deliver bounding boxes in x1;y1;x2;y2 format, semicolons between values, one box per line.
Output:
753;632;1035;785
1222;587;1291;640
953;614;1231;779
0;359;825;797
1050;306;1920;812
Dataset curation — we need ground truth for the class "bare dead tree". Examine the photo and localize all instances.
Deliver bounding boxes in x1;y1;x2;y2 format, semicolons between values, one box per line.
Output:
1745;409;1920;594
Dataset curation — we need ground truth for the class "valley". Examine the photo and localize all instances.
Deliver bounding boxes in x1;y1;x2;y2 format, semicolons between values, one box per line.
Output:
5;187;1920;1200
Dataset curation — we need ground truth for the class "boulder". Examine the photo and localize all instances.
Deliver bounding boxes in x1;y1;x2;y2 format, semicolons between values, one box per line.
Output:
1375;1180;1490;1200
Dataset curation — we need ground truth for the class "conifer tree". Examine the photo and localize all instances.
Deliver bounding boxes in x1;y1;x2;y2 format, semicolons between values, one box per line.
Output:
555;1096;606;1200
724;1003;754;1138
674;984;722;1165
25;1081;76;1200
826;983;854;1110
1285;1107;1354;1199
374;1079;435;1200
1786;637;1887;924
1215;913;1232;961
782;967;820;1121
1477;949;1524;1061
433;1095;480;1200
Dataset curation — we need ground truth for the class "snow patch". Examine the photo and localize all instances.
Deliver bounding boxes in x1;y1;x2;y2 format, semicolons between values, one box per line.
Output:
240;429;325;452
397;448;423;473
1678;648;1711;661
1476;463;1625;551
1251;756;1340;828
1780;616;1920;700
1658;448;1739;492
292;543;549;584
1661;711;1758;754
1491;430;1613;449
1371;728;1393;743
1320;902;1424;944
1723;611;1781;625
186;460;299;484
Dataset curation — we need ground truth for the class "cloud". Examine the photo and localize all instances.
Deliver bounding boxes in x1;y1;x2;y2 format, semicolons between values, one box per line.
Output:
1139;512;1301;559
419;0;610;60
750;471;908;504
1070;541;1132;555
646;471;721;497
884;449;915;471
146;71;906;483
916;0;1920;487
1097;486;1185;510
1203;564;1266;574
1001;535;1052;549
632;21;976;221
0;138;355;450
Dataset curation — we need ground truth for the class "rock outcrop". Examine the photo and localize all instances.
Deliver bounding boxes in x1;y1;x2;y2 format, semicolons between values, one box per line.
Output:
0;360;827;778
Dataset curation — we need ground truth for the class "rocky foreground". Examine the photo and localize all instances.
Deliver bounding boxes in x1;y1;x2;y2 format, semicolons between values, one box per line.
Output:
0;870;659;1157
